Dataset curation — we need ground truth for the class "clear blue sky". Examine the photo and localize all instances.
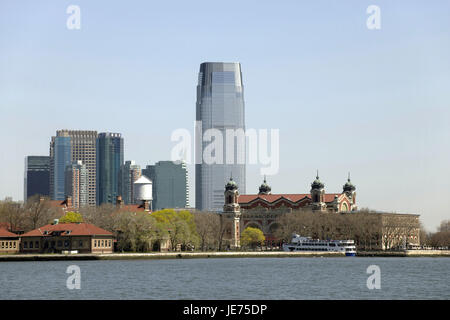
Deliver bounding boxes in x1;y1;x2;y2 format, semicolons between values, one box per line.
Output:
1;0;449;231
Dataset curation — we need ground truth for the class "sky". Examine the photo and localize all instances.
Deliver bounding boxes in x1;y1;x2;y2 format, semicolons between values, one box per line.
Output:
0;0;449;232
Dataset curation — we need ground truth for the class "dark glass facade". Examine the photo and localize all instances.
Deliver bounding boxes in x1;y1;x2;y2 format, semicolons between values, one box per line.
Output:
50;137;72;201
24;156;50;201
195;62;246;211
96;133;124;205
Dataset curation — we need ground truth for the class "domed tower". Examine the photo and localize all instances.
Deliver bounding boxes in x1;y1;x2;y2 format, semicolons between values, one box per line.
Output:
343;173;357;211
258;176;272;195
310;171;326;211
223;176;241;249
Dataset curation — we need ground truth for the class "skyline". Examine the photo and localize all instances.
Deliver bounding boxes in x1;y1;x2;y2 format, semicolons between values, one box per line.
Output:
1;1;450;231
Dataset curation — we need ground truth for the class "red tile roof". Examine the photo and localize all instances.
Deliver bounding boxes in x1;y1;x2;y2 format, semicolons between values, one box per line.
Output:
0;228;19;238
21;223;113;237
238;193;342;204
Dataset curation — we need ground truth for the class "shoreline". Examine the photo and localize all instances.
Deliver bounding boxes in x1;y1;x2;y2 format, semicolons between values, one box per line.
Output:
0;250;449;261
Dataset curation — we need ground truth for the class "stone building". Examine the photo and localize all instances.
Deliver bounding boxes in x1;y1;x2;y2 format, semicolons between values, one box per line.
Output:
238;174;357;241
377;212;420;250
20;222;114;254
221;174;420;250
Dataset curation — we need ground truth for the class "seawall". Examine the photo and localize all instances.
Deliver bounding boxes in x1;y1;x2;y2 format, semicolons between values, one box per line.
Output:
0;250;449;262
0;251;344;261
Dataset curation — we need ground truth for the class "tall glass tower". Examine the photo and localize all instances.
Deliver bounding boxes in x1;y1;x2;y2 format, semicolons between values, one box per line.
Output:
96;132;124;205
49;135;72;201
195;62;246;211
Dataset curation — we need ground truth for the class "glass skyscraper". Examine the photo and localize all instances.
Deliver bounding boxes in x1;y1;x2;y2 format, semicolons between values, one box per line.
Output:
24;156;50;201
50;130;98;205
195;62;246;211
49;135;72;201
96;132;124;205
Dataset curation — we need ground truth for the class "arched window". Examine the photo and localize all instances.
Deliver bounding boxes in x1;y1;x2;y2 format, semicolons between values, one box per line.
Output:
228;195;232;204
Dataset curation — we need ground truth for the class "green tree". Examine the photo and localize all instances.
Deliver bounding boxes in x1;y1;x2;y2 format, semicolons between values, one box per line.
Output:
115;211;156;252
59;211;84;223
241;227;265;249
152;209;199;251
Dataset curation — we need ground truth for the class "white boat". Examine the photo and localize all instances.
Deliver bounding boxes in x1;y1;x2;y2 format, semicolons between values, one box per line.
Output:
282;234;356;256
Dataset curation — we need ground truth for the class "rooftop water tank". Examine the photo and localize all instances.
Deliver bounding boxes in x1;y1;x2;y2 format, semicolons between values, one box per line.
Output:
134;175;153;201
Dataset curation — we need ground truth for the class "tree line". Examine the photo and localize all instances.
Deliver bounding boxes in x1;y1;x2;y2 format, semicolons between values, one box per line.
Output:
1;197;449;251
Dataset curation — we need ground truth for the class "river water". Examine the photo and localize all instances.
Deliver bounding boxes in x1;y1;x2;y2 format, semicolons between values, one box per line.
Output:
0;257;448;299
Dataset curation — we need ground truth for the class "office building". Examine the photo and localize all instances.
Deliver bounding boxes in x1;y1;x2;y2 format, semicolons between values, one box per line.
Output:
119;160;141;205
65;160;88;209
96;132;124;205
143;161;188;210
49;133;72;201
24;156;50;201
195;62;246;211
50;130;97;205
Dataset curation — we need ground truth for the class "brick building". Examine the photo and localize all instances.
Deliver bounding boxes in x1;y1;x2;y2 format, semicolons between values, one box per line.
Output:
20;222;114;254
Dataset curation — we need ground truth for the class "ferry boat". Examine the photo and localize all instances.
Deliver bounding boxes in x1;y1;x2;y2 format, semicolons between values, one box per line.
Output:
282;234;356;256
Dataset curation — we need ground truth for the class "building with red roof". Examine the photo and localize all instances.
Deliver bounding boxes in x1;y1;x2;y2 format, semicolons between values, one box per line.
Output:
221;173;358;246
20;222;114;254
0;226;20;253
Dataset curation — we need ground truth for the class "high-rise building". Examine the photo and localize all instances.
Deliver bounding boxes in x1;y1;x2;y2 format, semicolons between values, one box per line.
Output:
195;62;246;211
50;130;98;205
119;160;141;205
96;132;124;205
143;161;188;210
24;156;50;201
49;133;72;201
65;160;88;209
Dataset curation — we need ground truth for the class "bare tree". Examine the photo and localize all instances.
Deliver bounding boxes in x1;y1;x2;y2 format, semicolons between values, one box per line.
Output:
194;211;221;251
23;195;58;231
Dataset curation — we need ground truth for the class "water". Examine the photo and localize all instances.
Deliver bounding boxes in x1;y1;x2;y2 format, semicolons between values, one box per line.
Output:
0;257;448;299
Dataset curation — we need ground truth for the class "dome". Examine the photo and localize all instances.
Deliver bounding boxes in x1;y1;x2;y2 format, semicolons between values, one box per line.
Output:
343;174;356;193
225;177;238;191
311;172;324;190
258;177;271;194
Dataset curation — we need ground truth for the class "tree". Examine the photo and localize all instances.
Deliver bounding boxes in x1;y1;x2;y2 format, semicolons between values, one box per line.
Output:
152;209;199;251
24;195;58;230
429;219;450;247
115;211;157;252
241;227;265;249
59;211;84;223
0;199;26;232
81;203;117;232
194;211;221;251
